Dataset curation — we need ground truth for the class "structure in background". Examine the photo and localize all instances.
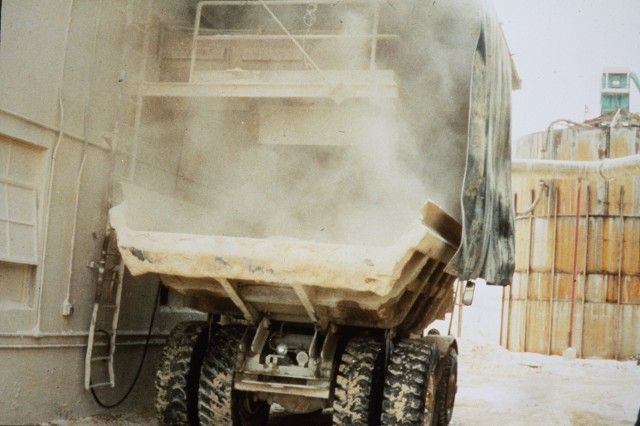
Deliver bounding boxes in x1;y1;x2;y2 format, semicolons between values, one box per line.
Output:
506;109;640;360
600;67;640;114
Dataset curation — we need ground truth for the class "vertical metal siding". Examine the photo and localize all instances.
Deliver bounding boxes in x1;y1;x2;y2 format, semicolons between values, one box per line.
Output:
504;125;640;359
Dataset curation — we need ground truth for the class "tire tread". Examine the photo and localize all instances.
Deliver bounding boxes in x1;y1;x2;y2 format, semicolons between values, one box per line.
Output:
332;337;383;426
380;339;438;425
155;321;208;425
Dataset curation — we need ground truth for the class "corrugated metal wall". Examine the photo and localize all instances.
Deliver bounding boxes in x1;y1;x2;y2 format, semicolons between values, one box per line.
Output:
503;124;640;359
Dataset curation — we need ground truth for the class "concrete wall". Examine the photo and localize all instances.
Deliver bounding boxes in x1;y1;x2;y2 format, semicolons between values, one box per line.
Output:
0;1;199;423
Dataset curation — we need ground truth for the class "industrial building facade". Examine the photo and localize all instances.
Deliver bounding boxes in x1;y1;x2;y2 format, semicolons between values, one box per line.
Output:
0;2;202;423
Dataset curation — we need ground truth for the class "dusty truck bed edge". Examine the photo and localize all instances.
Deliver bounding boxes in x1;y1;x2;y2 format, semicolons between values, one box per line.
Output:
110;201;460;330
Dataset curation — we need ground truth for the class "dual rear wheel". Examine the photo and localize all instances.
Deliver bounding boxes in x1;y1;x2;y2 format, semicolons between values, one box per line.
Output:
155;322;268;426
333;336;457;426
154;321;208;425
332;337;384;425
197;325;269;426
155;323;457;425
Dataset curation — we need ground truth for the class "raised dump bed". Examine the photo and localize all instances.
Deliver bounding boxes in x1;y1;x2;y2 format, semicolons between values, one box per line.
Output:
83;1;517;425
111;184;460;332
109;184;463;422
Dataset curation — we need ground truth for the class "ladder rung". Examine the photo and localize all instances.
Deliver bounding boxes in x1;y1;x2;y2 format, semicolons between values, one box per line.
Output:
86;240;123;393
90;381;113;389
91;356;111;361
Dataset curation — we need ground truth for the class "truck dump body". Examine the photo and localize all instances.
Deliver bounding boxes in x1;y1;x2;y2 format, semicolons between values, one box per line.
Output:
111;184;459;332
107;0;516;327
88;2;517;423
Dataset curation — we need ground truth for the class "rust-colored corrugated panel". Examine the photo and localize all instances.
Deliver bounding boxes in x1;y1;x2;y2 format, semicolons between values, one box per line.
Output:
609;183;624;217
572;216;620;275
525;300;550;353
506;299;526;351
530;218;553;272
528;272;552;300
605;275;620;304
555;273;577;301
622;219;640;274
513;219;531;272
587;217;604;272
585;274;607;303
622;276;640;304
622;180;637;215
510;272;528;300
585;184;598;214
619;305;640;358
510;124;640;359
549;301;570;356
633;176;640;215
560;130;577;158
602;218;622;274
582;303;617;359
553;217;588;273
608;130;633;216
581;181;592;212
610;128;634;157
594;181;609;215
576;134;596;160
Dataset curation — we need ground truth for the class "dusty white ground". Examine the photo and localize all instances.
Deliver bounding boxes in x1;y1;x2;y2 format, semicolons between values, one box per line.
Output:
449;282;640;426
49;284;640;425
52;343;640;426
452;339;640;425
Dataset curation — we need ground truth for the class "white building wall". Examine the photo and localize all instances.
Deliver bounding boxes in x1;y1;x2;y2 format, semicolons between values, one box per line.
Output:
0;1;199;423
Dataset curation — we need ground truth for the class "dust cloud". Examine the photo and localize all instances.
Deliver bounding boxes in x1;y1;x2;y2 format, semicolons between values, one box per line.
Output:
125;0;482;246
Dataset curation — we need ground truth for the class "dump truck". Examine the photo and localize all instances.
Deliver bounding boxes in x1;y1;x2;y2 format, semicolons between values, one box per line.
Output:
84;1;517;424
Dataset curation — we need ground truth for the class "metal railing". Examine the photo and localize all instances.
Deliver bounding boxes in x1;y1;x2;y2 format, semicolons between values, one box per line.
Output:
188;0;397;82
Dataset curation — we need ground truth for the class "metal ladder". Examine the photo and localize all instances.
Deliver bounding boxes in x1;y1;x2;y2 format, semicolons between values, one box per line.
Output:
84;231;124;390
83;1;152;390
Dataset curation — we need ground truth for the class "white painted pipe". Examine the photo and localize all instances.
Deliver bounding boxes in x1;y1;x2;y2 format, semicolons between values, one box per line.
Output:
0;330;168;350
511;154;640;180
0;340;166;350
0;330;168;338
36;0;75;333
62;0;103;317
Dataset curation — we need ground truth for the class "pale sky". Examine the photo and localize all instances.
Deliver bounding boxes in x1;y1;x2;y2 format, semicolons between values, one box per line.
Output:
492;0;640;141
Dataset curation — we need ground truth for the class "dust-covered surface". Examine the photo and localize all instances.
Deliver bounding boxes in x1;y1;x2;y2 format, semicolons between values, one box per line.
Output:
111;187;457;295
452;339;640;426
48;286;640;426
50;339;640;426
130;1;483;248
445;6;516;286
43;412;157;426
449;282;640;425
124;0;515;285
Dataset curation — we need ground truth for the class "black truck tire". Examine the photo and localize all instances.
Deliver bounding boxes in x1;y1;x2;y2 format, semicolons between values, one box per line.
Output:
155;321;209;425
198;325;269;426
332;336;384;425
434;348;458;425
381;339;439;425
